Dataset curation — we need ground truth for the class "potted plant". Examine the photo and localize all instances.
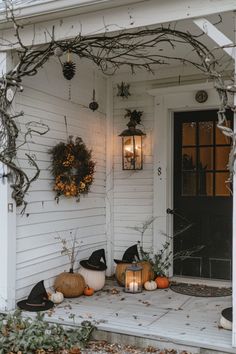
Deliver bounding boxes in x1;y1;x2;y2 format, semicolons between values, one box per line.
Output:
139;241;171;289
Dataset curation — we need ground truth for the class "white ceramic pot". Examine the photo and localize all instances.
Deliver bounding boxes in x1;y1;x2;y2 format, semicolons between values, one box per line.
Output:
220;315;232;330
78;266;106;291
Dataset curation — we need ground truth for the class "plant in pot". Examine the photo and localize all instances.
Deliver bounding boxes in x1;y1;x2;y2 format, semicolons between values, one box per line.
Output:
54;229;86;297
139;241;171;289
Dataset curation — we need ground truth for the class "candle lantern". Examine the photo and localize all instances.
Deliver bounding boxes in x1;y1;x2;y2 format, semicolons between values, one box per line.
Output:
125;263;143;293
119;109;145;170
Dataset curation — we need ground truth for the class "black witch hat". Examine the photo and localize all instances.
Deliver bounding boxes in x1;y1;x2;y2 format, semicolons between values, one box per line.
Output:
17;280;54;312
114;244;140;264
80;249;107;271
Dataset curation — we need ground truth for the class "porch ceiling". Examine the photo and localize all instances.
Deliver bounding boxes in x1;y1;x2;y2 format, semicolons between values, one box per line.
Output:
114;11;235;73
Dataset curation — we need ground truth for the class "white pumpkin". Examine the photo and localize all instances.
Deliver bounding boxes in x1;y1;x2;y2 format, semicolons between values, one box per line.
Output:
78;266;105;291
50;291;64;304
144;280;157;291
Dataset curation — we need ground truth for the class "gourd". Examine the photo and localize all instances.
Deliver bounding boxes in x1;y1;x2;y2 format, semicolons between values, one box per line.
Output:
155;276;169;289
78;267;105;291
84;286;95;296
50;291;64;304
115;261;154;286
144;280;157;291
54;272;85;297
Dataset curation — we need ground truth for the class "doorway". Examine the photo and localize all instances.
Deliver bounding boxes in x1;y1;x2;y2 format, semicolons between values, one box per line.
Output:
173;109;233;280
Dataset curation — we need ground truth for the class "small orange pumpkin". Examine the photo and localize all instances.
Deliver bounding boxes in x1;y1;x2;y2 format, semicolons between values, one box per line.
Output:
84;286;94;296
155;276;169;289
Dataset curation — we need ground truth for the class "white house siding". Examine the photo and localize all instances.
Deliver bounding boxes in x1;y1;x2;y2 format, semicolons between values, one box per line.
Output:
15;57;107;300
113;80;154;262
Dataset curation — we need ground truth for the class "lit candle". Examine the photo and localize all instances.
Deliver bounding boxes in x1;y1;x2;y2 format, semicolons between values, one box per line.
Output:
129;281;138;292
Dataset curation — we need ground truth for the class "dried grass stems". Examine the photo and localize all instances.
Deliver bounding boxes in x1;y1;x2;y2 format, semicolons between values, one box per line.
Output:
55;229;82;272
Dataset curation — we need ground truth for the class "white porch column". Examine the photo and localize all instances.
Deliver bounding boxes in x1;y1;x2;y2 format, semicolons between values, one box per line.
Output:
0;52;16;311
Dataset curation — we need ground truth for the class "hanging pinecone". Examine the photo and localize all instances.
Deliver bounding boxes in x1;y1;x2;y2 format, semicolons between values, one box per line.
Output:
62;61;76;80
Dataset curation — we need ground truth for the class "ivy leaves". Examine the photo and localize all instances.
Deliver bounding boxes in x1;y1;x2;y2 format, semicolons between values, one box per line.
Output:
0;311;94;354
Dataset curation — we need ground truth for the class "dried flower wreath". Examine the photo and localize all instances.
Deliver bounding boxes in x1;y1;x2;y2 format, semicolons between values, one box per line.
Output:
49;136;95;201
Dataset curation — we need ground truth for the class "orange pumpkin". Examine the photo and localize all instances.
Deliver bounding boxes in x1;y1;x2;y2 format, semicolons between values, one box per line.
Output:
155;276;169;289
84;286;94;296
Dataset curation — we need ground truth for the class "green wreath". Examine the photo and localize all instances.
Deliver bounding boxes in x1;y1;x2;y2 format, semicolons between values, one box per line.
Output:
49;136;95;200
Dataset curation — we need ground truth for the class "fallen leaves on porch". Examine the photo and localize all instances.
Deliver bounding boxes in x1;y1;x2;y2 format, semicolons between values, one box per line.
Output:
80;340;192;353
103;288;121;295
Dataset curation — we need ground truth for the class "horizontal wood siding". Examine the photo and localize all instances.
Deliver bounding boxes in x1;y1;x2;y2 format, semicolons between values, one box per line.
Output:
15;58;107;300
113;80;154;262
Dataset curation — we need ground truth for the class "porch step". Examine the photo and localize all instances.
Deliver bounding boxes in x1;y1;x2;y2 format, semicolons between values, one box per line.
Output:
20;281;234;354
91;329;233;354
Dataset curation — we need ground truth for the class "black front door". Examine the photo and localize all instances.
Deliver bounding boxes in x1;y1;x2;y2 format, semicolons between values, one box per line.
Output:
173;110;232;280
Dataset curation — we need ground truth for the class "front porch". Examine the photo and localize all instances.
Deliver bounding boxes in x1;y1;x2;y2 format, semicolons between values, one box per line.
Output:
40;280;233;354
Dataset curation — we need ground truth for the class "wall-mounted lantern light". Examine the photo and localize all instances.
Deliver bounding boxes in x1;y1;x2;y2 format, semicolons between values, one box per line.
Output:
119;109;145;170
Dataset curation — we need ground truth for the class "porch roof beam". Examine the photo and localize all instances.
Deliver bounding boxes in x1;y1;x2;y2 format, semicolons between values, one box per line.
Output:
0;0;236;49
193;18;235;59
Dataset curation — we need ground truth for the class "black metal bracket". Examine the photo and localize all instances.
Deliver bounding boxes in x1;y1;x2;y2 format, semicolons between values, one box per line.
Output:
166;208;174;214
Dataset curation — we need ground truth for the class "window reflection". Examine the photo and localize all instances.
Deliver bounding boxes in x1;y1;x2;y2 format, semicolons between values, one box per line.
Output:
199;121;213;145
199;147;213;170
215;147;231;170
182;122;196;146
182;148;196;171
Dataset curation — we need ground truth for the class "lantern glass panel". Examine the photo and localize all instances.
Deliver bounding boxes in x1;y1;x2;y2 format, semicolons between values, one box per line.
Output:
125;264;142;293
123;135;143;170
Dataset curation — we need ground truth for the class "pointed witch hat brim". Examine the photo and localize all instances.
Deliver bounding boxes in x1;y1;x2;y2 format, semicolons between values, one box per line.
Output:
114;244;140;264
17;280;54;312
17;299;54;312
80;248;107;271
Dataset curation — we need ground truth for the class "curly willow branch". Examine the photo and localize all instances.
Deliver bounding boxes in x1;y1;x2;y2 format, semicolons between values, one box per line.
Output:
0;0;235;212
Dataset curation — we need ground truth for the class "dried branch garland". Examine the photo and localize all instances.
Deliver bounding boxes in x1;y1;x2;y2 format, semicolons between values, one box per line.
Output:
0;0;235;211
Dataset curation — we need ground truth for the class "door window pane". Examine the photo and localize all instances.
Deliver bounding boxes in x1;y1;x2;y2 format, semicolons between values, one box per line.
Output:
215;172;231;196
182;122;196;145
182;172;196;196
182;148;196;171
199;121;213;145
215;146;230;170
198;172;213;196
216;121;232;144
199;147;213;170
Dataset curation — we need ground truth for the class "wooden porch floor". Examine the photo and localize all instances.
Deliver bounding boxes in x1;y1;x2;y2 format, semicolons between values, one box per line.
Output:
43;280;233;353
